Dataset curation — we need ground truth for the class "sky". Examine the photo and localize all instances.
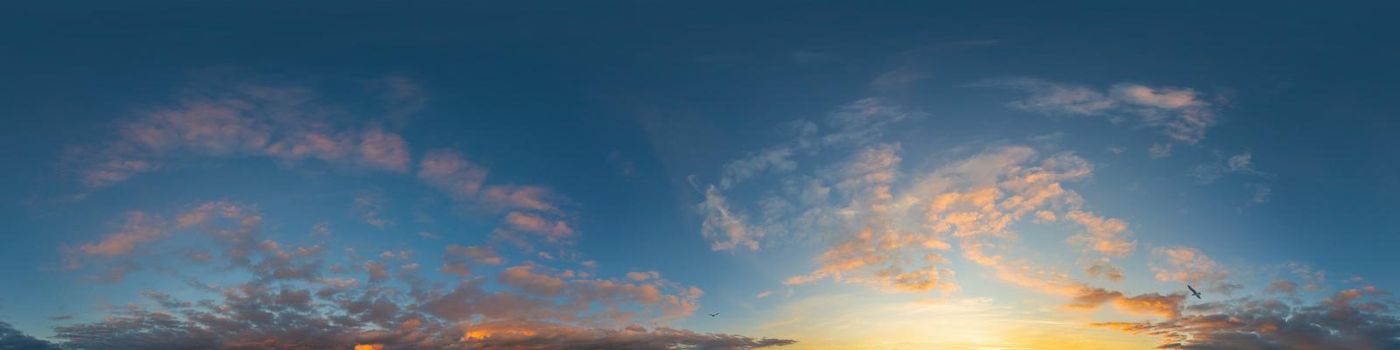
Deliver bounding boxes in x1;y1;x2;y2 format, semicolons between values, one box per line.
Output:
2;1;1400;349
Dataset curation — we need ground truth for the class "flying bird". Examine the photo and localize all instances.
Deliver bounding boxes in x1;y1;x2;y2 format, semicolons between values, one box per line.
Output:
1187;285;1202;299
709;312;720;317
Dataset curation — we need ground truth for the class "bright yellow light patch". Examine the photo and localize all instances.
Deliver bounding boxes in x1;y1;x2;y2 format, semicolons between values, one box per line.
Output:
756;294;1158;349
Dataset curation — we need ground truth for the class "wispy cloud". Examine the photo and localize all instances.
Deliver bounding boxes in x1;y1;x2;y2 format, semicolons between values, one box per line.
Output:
69;77;420;189
1149;247;1242;295
981;78;1220;144
1191;150;1263;184
701;98;1146;299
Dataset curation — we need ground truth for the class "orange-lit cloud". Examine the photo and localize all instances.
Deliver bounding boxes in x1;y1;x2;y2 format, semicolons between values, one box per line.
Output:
1094;288;1400;348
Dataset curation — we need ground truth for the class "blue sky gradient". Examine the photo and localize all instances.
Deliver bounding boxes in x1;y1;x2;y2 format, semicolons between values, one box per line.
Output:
2;2;1399;349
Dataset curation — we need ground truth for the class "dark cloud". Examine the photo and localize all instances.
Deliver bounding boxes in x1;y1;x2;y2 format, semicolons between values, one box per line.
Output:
459;321;798;350
1093;288;1400;349
0;321;59;350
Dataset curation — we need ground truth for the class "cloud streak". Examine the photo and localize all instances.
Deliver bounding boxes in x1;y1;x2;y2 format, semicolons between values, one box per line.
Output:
71;78;420;189
983;78;1220;144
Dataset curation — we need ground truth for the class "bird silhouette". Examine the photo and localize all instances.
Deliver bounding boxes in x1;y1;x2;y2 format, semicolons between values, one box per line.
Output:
1187;285;1202;299
709;312;720;317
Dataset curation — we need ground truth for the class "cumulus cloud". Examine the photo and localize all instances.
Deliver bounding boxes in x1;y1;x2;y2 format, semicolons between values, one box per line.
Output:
358;127;411;172
1065;210;1136;257
984;78;1220;144
1068;287;1186;318
46;74;789;350
701;99;1144;298
481;186;559;212
1093;288;1400;349
442;245;503;276
1267;280;1299;295
418;150;490;199
65;201;265;280
503;212;574;242
415;149;575;249
1150;246;1241;295
49;204;792;350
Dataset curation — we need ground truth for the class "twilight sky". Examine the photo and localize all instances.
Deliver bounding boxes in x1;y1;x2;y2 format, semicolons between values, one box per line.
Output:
3;2;1400;349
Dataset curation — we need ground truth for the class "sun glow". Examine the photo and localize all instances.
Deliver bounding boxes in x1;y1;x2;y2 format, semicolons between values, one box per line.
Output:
757;294;1156;349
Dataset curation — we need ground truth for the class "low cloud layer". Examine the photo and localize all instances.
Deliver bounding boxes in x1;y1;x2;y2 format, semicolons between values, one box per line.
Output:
1094;287;1400;349
46;202;793;350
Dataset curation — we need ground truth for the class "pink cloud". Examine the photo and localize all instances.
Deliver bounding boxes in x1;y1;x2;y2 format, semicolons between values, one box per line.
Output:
77;212;167;257
417;149;488;199
482;185;558;212
73;81;424;189
503;212;574;241
356;127;410;172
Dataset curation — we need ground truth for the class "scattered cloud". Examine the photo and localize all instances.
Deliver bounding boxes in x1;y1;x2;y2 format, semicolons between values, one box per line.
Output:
1266;280;1298;295
418;149;489;199
1094;288;1400;349
69;79;417;189
702;98;1145;301
1067;287;1185;318
502;212;574;243
442;245;503;276
358;127;411;172
983;78;1220;144
74;211;168;257
1149;143;1173;159
1150;247;1241;295
49;203;792;350
1192;150;1263;184
353;191;392;229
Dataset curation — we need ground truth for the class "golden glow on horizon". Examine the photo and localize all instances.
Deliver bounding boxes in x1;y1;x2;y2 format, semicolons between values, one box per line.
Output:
754;294;1159;349
463;327;540;341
